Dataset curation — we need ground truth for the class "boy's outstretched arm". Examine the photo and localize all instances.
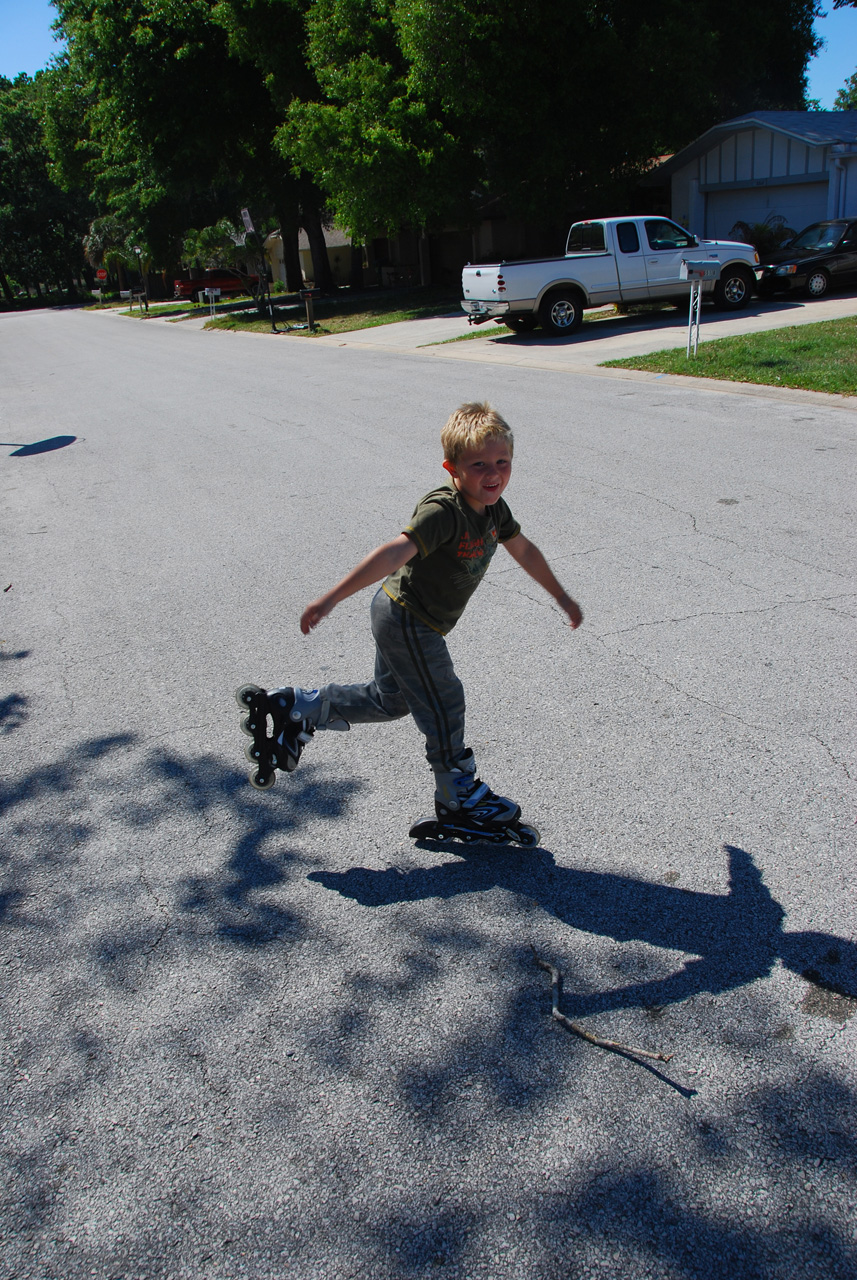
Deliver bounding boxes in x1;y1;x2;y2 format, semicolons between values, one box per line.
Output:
300;534;417;634
503;533;583;629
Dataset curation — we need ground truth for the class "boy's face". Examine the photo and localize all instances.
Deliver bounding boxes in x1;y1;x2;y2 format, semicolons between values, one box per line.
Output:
443;438;512;514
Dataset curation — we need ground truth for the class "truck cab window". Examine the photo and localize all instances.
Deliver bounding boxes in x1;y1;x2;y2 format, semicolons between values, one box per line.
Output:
566;223;606;254
645;220;694;251
616;222;640;254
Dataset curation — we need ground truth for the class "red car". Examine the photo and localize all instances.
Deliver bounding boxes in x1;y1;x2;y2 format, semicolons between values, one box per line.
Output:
173;269;259;303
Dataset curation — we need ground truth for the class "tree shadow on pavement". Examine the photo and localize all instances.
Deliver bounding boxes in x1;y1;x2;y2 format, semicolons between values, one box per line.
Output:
3;734;855;1280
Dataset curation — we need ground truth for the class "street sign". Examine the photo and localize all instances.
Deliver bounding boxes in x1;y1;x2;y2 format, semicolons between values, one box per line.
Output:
96;268;108;281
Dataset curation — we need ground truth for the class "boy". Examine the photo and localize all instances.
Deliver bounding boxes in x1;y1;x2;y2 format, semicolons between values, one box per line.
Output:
236;402;582;845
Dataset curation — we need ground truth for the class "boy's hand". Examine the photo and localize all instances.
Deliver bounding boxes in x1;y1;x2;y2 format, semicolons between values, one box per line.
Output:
558;593;583;629
300;597;334;634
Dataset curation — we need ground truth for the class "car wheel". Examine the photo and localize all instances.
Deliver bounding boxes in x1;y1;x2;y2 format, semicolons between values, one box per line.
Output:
504;315;538;333
805;268;830;299
538;289;584;336
712;267;753;310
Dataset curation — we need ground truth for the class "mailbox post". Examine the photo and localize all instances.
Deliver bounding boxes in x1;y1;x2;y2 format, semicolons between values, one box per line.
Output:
300;289;316;332
680;259;721;357
203;286;221;317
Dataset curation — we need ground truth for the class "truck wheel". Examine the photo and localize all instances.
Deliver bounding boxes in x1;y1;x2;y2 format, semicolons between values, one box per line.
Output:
805;268;830;299
538;289;584;336
504;315;538;333
712;267;753;310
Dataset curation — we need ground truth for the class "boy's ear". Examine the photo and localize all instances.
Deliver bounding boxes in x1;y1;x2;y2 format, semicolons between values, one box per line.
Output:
442;459;457;477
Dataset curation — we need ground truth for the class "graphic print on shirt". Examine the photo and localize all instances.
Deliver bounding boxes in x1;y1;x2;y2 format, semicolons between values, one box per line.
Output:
453;523;498;586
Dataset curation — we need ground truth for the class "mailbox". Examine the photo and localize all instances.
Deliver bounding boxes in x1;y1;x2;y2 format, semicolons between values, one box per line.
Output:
680;259;721;282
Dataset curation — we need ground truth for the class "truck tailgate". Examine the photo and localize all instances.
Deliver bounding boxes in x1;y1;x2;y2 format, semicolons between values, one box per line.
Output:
462;265;505;302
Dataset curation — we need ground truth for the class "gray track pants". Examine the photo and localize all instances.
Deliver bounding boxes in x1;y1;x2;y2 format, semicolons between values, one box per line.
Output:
318;589;467;776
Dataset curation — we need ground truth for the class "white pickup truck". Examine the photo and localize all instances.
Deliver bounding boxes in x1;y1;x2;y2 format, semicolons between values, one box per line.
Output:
461;216;760;336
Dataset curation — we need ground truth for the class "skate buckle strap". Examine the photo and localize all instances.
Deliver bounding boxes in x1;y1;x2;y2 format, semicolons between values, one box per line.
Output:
289;688;321;722
461;779;490;807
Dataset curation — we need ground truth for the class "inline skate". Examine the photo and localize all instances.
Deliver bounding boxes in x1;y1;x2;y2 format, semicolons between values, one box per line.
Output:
409;755;540;847
235;685;318;790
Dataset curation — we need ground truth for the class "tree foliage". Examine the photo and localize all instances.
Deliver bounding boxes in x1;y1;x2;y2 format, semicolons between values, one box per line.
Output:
3;0;825;286
50;0;291;265
834;71;857;108
0;72;91;298
280;0;822;240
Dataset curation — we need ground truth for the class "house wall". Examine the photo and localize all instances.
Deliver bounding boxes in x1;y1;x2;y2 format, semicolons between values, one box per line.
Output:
670;124;845;239
828;154;857;219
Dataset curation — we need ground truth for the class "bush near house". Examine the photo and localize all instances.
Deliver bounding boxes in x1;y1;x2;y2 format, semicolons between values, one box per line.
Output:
729;213;796;258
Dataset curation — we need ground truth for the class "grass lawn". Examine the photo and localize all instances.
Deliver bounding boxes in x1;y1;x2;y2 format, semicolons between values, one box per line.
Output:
600;316;857;396
203;287;460;336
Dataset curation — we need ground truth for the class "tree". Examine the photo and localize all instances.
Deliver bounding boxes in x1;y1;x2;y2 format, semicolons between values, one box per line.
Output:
211;0;336;289
834;71;857;108
0;72;91;301
51;0;305;283
281;0;822;242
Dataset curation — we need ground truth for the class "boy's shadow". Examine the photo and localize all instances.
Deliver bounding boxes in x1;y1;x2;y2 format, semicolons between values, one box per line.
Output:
308;844;855;1016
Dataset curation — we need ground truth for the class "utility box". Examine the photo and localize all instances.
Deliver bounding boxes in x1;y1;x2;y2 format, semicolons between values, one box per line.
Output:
680;260;721;282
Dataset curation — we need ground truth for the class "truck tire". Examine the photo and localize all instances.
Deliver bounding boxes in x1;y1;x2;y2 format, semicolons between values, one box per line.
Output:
504;315;538;333
712;266;753;310
538;289;584;336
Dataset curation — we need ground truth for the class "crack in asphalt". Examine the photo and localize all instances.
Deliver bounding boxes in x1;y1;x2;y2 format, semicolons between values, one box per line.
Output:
808;734;854;782
598;592;856;638
137;865;172;959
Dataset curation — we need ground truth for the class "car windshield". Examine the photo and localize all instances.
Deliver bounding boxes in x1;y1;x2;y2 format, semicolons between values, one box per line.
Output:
789;223;846;251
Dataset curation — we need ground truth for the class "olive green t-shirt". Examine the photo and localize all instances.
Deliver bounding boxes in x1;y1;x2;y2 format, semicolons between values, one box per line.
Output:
383;483;521;634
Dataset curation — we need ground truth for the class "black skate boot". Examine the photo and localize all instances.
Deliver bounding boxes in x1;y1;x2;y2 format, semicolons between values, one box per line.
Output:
409;752;540;847
235;685;319;790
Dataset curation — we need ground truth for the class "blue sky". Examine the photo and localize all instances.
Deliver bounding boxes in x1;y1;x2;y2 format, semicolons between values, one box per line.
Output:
1;0;855;106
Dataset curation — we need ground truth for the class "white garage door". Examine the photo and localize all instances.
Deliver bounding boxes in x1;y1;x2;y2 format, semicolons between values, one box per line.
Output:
705;184;828;239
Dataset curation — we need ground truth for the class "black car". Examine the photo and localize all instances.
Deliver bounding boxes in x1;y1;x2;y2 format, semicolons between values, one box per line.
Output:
756;220;857;299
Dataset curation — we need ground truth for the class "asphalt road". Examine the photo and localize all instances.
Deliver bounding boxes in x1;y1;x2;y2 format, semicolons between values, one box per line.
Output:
1;306;855;1280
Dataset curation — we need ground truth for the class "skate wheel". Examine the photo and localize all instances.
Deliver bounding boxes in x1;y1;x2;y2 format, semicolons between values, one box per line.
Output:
239;713;256;737
249;768;276;790
513;824;540;847
245;742;268;765
236;683;263;710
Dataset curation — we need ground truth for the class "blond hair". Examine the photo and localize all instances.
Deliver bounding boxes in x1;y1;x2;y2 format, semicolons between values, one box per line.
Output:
440;402;514;465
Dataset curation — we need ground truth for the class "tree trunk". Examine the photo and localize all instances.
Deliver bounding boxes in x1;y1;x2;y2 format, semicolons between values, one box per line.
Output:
273;204;303;292
301;201;335;293
0;264;15;305
418;233;431;287
349;239;364;291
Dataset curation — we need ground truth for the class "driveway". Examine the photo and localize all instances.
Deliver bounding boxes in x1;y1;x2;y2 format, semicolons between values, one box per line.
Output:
1;307;855;1280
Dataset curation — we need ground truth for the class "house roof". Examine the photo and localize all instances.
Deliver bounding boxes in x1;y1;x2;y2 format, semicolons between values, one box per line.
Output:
652;111;857;178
